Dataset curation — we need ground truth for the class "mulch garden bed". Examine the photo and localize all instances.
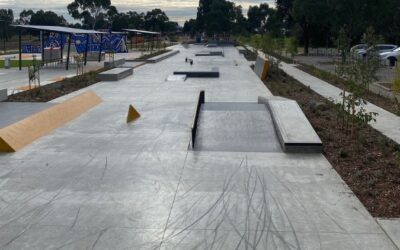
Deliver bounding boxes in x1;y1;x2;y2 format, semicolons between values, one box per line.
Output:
4;69;105;103
243;49;258;61
264;70;400;218
296;63;399;116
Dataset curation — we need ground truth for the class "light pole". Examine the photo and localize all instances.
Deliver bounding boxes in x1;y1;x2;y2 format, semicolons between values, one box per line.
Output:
0;19;6;54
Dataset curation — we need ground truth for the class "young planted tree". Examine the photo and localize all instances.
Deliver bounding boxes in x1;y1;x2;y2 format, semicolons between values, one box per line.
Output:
285;37;298;62
393;64;400;115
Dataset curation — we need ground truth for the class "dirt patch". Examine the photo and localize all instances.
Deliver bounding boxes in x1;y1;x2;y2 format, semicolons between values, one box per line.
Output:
4;69;105;102
264;70;400;218
296;64;399;116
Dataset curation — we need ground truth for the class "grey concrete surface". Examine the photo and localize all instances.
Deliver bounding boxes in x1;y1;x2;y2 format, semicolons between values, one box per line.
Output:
0;44;397;249
280;62;400;145
0;102;56;128
268;99;323;153
377;219;400;248
194;102;281;152
97;67;133;81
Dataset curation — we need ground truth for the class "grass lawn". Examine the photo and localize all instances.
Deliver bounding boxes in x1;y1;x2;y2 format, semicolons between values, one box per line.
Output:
0;60;42;69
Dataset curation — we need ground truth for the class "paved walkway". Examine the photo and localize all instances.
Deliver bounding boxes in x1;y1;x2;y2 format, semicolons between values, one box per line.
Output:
280;62;400;145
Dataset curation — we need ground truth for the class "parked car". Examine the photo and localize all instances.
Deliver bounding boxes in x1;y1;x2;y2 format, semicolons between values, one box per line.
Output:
379;47;400;66
358;44;398;58
350;44;367;54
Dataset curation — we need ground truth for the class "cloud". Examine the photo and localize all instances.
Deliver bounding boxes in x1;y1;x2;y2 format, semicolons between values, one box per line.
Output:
0;0;275;24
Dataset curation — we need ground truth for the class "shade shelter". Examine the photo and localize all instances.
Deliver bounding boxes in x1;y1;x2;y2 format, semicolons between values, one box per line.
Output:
13;25;106;70
123;29;161;51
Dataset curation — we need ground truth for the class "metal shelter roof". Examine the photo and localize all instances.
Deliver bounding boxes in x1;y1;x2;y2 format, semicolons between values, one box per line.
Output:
123;29;161;35
13;25;106;34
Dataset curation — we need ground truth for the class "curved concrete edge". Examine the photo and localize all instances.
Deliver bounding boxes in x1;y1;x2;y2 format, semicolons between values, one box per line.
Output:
147;50;180;63
0;91;102;152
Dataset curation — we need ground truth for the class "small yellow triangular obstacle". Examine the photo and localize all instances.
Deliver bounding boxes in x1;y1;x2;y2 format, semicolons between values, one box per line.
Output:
127;105;141;123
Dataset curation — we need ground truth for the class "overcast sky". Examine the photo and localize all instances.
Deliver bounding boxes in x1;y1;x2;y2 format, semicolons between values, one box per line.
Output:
0;0;275;24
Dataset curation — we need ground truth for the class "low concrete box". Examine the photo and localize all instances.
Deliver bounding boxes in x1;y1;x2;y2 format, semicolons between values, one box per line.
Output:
267;99;323;153
0;89;7;101
174;67;219;78
87;52;105;61
236;46;246;54
104;58;126;68
98;67;133;81
254;55;269;80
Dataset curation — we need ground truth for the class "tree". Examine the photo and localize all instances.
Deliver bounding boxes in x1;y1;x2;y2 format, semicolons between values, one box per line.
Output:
276;0;294;29
18;10;35;25
196;0;213;32
30;10;67;26
0;9;13;40
247;3;269;33
203;0;237;36
183;19;197;36
144;9;169;32
291;0;331;55
67;0;115;29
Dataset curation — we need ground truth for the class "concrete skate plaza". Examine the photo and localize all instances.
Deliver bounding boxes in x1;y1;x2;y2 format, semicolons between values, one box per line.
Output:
0;45;397;249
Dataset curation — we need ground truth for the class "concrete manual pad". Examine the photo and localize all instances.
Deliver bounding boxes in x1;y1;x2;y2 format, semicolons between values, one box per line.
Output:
195;51;224;56
268;99;323;153
166;75;187;81
194;102;282;152
0;102;56;129
97;67;133;81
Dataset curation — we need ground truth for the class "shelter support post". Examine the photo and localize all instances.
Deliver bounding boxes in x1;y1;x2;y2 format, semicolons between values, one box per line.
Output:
66;33;72;70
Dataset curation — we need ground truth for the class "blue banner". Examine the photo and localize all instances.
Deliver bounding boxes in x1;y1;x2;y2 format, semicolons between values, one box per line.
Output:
22;32;128;54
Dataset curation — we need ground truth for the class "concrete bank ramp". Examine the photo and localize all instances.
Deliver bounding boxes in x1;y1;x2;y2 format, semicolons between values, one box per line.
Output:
0;91;102;152
194;102;282;152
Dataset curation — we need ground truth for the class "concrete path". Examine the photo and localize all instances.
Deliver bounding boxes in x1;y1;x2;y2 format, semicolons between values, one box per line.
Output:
280;62;400;145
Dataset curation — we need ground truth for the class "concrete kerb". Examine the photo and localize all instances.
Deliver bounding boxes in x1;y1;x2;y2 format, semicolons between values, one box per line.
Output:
0;89;7;101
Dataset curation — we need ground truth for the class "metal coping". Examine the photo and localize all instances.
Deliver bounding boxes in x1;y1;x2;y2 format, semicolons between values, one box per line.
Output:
191;90;205;148
13;25;106;34
123;29;161;35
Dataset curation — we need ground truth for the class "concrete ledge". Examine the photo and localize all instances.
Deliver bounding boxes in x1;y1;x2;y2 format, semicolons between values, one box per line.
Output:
266;99;322;153
0;91;102;152
98;67;133;81
104;58;126;68
254;55;269;80
195;51;224;57
0;89;7;101
174;68;219;78
147;50;180;63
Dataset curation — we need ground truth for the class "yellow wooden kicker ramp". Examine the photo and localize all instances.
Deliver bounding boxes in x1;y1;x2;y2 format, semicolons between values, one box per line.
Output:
0;91;102;152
